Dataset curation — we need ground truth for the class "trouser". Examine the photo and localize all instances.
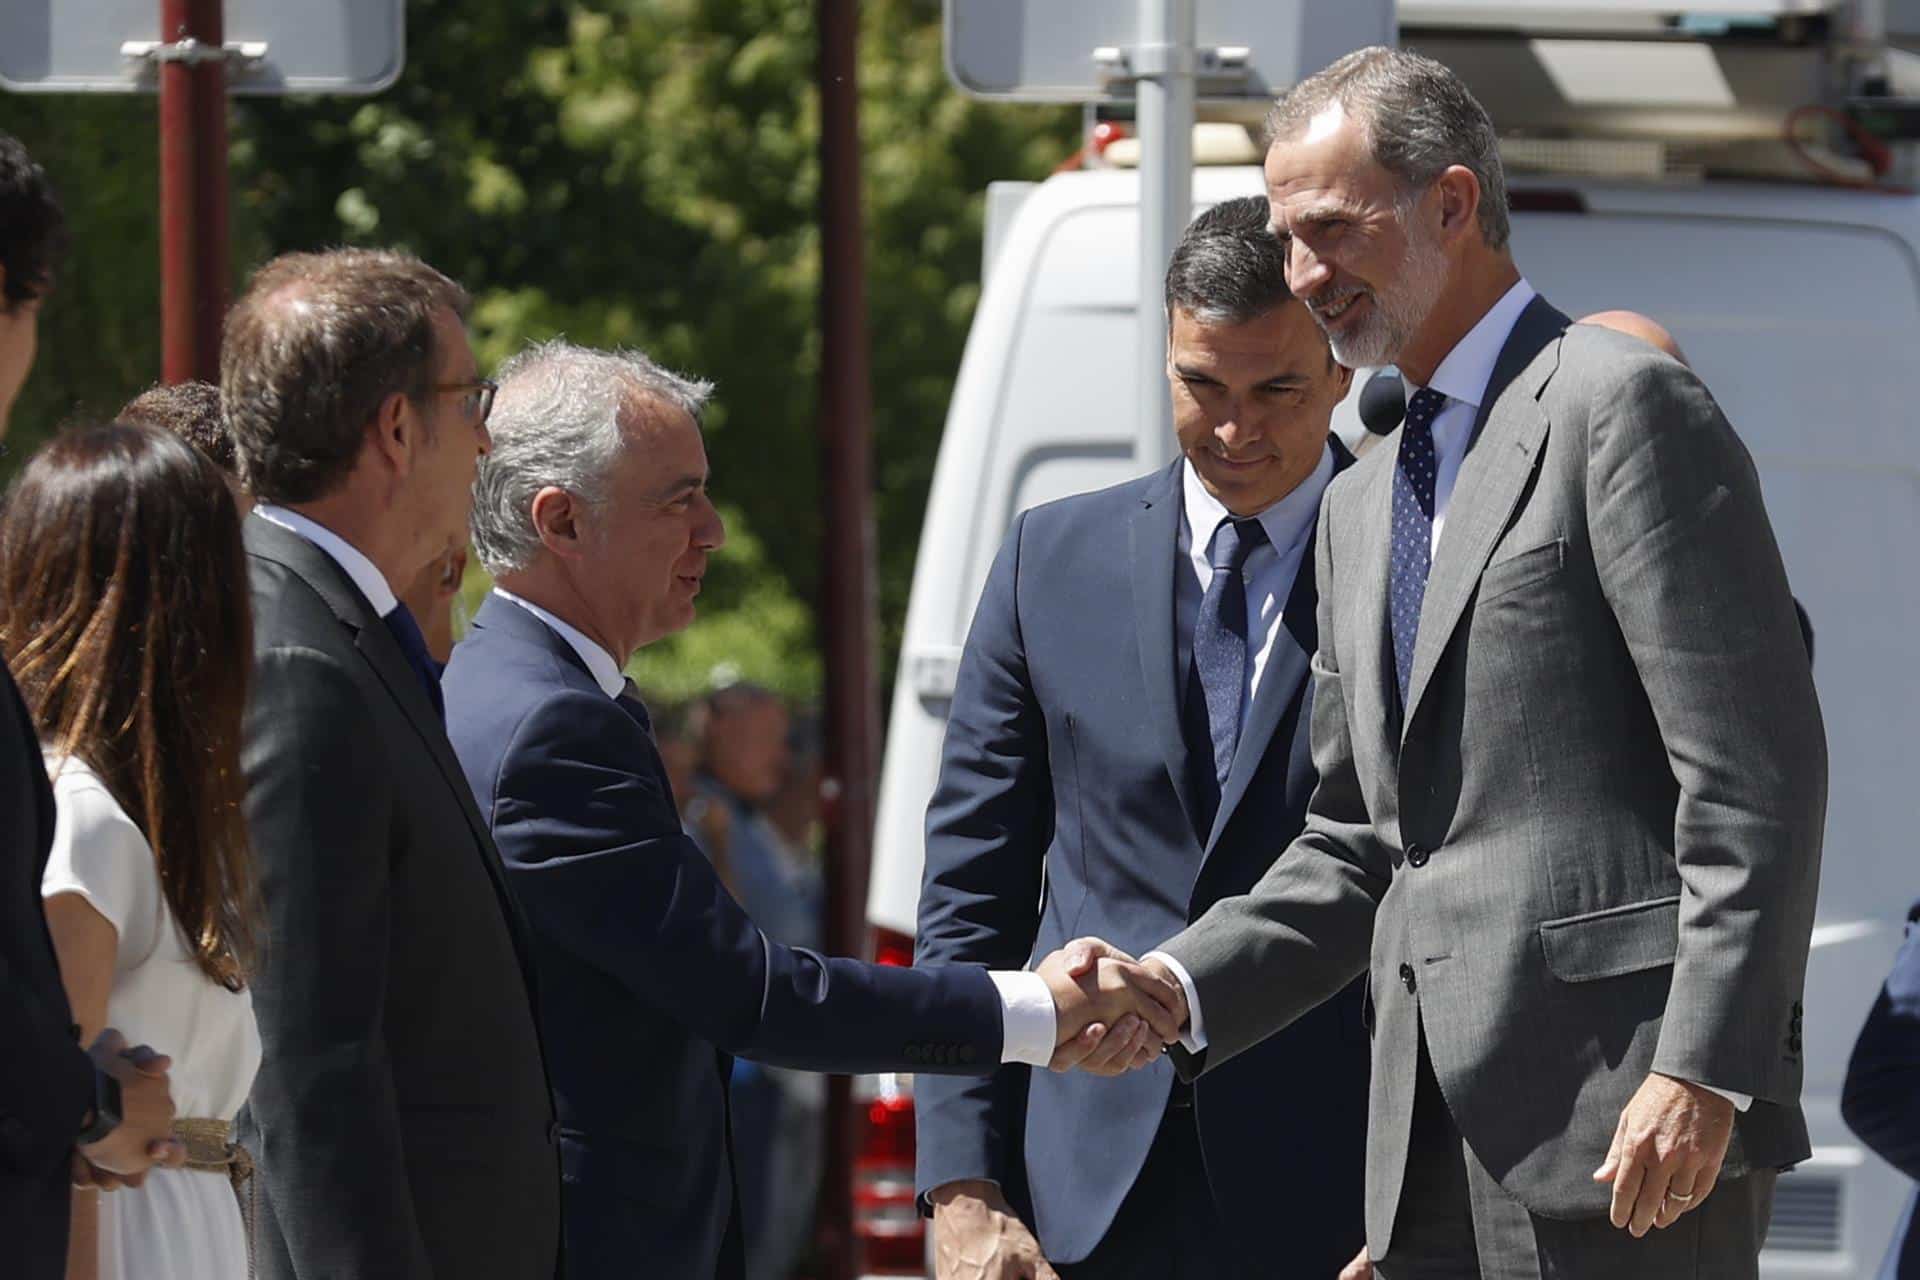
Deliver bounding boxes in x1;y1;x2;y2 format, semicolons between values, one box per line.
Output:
1374;1030;1776;1280
1056;1085;1248;1280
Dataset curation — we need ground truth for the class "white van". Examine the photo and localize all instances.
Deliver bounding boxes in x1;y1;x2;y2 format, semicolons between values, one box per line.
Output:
851;11;1920;1278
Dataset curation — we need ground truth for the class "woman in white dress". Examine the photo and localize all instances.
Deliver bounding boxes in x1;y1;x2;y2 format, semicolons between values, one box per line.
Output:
0;422;261;1280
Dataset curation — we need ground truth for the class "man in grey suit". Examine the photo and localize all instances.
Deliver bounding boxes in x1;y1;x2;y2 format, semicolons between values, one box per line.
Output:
221;249;560;1280
1083;48;1825;1278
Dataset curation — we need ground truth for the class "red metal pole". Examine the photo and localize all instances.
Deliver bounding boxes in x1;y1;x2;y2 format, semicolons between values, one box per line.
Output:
159;0;227;384
814;1;878;1276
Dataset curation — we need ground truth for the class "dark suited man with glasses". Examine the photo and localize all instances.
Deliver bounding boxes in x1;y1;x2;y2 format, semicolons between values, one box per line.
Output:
222;248;561;1280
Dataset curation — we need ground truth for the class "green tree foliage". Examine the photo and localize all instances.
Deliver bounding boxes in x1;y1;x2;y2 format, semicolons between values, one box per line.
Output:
3;0;1077;699
1;95;166;448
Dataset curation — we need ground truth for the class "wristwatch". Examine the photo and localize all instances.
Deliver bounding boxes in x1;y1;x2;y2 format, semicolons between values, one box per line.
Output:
76;1066;122;1146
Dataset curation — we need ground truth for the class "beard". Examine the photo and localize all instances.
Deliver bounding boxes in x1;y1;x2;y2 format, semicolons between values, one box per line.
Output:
1315;218;1449;369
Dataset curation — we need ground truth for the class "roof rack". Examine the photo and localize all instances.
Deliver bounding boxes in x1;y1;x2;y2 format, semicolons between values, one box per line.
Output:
1396;0;1920;186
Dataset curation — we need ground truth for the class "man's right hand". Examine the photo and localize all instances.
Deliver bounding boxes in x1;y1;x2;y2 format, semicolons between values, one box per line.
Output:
1035;938;1185;1072
930;1180;1058;1280
78;1029;186;1180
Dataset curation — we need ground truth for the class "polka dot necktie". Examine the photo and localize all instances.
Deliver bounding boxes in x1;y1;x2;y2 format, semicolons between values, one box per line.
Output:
1390;388;1447;705
1188;515;1270;807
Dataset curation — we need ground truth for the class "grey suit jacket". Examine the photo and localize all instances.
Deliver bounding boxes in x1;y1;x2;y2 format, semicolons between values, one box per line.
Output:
236;516;560;1280
1160;297;1826;1257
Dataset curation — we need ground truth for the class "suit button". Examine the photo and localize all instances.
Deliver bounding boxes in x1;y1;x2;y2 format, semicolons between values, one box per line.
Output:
1399;963;1417;994
1406;844;1430;868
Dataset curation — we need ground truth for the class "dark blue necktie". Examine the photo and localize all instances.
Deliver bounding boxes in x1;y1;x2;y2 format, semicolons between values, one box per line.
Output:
619;676;653;735
1189;516;1269;797
1390;388;1447;705
382;603;445;720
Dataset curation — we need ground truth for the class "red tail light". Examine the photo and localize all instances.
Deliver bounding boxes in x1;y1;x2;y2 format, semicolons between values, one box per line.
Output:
854;927;926;1275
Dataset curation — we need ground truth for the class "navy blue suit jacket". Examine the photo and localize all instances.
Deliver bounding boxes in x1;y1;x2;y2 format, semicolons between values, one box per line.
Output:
1843;899;1920;1278
915;457;1369;1272
0;661;93;1280
444;594;1007;1280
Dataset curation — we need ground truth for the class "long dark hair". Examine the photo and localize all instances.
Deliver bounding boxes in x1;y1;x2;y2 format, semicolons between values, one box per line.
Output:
0;422;258;989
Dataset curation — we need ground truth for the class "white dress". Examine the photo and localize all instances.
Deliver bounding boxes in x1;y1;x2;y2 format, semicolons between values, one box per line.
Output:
40;757;262;1280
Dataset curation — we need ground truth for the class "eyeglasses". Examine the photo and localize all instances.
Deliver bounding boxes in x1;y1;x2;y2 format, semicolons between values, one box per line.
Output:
433;378;497;424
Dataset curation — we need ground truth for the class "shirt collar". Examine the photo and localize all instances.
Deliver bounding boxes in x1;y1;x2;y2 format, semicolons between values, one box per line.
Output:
491;588;626;699
253;504;399;616
1181;442;1335;563
1410;277;1537;412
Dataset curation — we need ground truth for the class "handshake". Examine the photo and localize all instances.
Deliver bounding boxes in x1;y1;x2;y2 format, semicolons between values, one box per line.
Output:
1036;939;1190;1075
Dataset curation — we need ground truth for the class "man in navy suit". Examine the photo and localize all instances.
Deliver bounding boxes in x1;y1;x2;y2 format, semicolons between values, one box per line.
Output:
442;340;1182;1280
1844;899;1920;1278
914;196;1370;1279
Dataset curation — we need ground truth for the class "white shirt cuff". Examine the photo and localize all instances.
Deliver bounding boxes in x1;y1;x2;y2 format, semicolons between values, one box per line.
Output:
1693;1081;1753;1111
1143;950;1206;1053
989;970;1058;1066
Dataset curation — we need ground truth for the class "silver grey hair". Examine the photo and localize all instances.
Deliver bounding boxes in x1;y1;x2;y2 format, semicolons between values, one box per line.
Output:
469;338;714;575
1265;46;1510;250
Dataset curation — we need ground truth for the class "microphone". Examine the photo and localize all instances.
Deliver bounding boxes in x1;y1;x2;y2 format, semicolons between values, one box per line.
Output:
1358;369;1406;435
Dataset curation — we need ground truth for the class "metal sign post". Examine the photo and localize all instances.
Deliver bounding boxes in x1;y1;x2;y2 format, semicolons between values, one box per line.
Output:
155;0;227;384
1132;0;1196;470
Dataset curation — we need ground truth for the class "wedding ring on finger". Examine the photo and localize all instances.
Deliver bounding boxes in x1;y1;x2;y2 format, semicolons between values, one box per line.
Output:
1665;1190;1694;1204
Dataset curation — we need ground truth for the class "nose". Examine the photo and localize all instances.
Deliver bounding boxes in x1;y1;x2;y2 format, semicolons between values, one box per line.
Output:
695;494;726;551
1216;410;1263;453
1288;237;1331;299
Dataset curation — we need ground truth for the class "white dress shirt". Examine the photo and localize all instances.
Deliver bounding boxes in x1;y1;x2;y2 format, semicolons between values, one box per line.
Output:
490;590;1060;1068
493;588;626;698
1150;285;1754;1110
1174;445;1335;728
252;505;398;615
1413;277;1538;560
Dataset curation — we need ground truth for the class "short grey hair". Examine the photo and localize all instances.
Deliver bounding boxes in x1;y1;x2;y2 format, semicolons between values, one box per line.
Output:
469;339;714;575
1266;47;1510;250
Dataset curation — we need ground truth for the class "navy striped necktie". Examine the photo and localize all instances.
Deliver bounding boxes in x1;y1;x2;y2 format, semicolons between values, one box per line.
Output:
1189;515;1269;799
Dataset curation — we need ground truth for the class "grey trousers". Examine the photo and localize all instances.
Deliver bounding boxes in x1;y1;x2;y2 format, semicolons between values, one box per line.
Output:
1375;1033;1775;1280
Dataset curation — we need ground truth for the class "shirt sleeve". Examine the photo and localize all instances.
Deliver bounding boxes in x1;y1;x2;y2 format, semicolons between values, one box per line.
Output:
988;970;1057;1066
40;766;159;960
1145;950;1207;1053
1692;1082;1753;1111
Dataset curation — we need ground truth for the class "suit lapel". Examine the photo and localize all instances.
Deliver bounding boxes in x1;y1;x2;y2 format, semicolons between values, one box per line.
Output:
244;517;538;978
1401;299;1565;734
1202;439;1355;852
1349;446;1401;767
1129;462;1205;843
1204;546;1312;852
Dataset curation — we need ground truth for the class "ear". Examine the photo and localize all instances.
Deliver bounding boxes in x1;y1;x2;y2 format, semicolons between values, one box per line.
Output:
1432;165;1483;246
367;390;415;477
528;485;588;560
1333;361;1356;396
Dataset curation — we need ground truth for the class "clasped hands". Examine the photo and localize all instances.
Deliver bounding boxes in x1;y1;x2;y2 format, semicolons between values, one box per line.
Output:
1036;938;1188;1074
70;1027;189;1192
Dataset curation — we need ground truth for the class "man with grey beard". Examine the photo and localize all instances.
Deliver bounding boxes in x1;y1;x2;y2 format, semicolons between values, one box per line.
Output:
1061;46;1826;1279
